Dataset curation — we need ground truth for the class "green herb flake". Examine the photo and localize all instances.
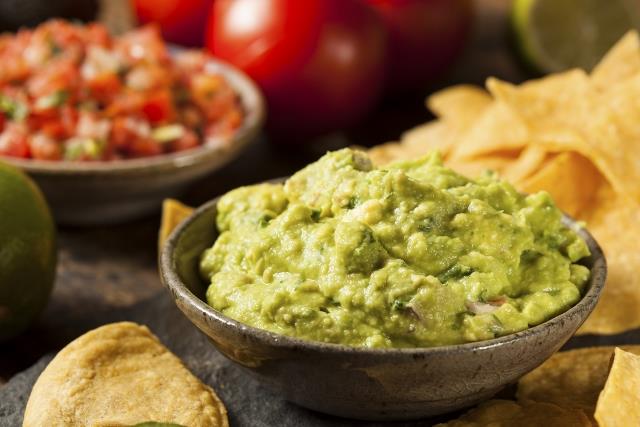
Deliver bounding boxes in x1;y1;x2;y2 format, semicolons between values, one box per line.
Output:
258;214;273;228
35;90;69;110
0;94;28;121
437;265;474;284
392;299;406;311
64;138;105;161
346;196;359;209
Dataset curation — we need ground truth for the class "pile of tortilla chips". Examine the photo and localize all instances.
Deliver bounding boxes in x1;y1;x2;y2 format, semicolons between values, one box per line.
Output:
370;31;640;335
438;346;640;426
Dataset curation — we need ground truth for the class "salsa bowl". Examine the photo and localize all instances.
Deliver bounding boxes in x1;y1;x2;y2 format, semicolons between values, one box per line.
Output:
1;57;264;226
159;195;606;421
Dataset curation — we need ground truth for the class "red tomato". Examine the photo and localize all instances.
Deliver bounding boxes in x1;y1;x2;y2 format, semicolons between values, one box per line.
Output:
39;121;67;140
132;0;213;47
26;59;80;99
141;90;175;124
29;133;62;161
86;73;122;105
0;124;29;158
114;26;170;64
366;0;472;92
128;137;164;157
170;129;199;152
110;117;137;149
207;0;387;139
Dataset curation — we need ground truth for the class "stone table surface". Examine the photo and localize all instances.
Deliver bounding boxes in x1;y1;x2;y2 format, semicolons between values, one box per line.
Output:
2;1;639;426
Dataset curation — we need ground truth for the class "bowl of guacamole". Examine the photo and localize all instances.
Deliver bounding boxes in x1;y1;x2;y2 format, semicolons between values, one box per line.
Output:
160;148;606;420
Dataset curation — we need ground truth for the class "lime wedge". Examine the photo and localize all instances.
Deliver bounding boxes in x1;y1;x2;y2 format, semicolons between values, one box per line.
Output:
512;0;640;73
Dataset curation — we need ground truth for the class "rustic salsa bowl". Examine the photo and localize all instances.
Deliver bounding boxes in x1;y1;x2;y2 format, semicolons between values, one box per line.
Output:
2;57;264;226
159;195;606;421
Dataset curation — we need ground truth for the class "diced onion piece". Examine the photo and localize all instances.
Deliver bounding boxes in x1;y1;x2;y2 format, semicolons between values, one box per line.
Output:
34;90;68;110
467;301;498;315
151;124;185;143
64;137;105;160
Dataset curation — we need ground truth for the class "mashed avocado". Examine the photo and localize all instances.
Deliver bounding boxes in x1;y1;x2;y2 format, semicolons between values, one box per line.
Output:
200;149;590;348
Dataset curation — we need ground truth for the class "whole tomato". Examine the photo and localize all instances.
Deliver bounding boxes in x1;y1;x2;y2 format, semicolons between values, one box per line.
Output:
132;0;212;47
367;0;473;92
207;0;388;139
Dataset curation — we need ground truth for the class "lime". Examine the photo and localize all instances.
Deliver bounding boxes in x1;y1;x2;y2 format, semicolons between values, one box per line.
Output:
511;0;640;73
0;162;56;341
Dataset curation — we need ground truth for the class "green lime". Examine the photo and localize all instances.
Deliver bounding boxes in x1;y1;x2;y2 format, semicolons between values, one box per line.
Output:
511;0;640;73
0;162;56;341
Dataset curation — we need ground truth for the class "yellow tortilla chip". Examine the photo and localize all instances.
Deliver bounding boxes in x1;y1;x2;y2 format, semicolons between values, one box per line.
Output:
595;348;640;427
578;186;640;334
401;120;457;156
488;69;640;203
501;145;548;184
23;322;228;427
487;70;594;133
369;120;457;165
586;74;640;203
449;100;530;159
591;31;640;91
435;399;591;427
159;199;195;248
447;151;519;178
518;151;603;218
427;85;492;123
517;345;640;415
368;141;413;166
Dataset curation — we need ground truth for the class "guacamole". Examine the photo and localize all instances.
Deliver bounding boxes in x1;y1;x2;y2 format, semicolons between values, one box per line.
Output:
200;149;591;348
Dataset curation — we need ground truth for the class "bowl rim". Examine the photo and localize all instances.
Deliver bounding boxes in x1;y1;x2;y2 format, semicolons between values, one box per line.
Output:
0;55;265;176
160;192;607;356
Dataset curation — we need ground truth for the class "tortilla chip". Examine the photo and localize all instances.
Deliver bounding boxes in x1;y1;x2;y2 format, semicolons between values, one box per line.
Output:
449;100;530;159
500;146;548;184
518;151;603;218
489;77;605;171
369;120;457;165
159;199;195;248
578;186;640;334
427;85;492;123
595;348;640;427
446;151;519;178
435;399;591;427
401;120;455;152
368;141;413;166
23;322;228;427
487;70;593;133
517;346;640;415
586;74;640;202
591;31;640;91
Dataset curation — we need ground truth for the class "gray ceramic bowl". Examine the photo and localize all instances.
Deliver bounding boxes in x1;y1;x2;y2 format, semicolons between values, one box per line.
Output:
1;58;264;226
159;196;606;421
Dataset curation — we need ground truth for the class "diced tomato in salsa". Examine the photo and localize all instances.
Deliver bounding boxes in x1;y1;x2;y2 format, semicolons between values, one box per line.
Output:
0;20;244;161
0;123;29;158
141;90;175;124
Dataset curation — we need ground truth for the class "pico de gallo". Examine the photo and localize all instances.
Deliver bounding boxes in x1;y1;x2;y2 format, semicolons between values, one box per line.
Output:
0;20;244;161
